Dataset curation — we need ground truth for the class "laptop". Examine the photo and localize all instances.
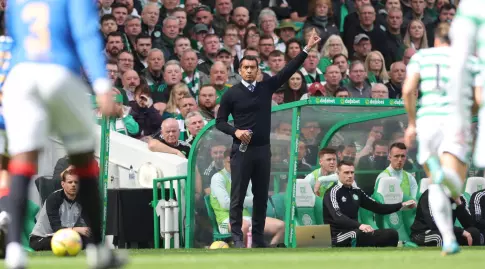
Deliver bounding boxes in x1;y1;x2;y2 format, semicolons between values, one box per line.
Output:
295;225;332;248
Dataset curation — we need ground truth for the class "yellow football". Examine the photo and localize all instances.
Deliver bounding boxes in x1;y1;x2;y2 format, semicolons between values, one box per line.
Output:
51;228;82;257
209;241;230;249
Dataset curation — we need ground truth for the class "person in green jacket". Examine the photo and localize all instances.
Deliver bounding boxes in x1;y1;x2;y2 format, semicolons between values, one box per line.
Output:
210;149;285;247
318;35;348;74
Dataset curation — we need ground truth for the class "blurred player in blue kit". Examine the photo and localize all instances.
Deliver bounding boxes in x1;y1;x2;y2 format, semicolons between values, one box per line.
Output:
2;0;127;268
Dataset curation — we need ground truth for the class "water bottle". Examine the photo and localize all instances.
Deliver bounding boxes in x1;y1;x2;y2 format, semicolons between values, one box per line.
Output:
128;165;136;187
247;226;252;248
239;130;253;152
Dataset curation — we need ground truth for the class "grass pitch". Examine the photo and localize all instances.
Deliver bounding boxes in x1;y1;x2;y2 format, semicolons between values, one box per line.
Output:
9;247;485;269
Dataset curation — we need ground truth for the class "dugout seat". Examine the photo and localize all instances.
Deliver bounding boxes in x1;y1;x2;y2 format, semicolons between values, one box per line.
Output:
373;176;413;243
463;177;485;203
294;178;323;226
203;195;231;242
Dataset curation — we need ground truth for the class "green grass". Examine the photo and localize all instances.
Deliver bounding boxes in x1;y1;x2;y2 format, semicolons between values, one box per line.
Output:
8;247;485;269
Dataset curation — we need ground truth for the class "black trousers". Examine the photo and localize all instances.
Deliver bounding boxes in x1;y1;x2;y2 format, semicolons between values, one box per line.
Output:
230;144;271;245
411;227;482;246
333;229;399;247
30;234;92;251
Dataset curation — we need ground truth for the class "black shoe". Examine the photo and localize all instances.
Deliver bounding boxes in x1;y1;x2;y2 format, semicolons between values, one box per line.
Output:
269;243;286;248
252;241;267;248
233;240;245;248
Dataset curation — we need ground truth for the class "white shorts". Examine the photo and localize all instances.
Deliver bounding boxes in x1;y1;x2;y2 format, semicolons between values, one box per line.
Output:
218;216;252;234
417;117;471;165
2;63;95;155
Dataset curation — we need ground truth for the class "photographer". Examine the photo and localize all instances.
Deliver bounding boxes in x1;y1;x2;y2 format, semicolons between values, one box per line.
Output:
129;84;163;140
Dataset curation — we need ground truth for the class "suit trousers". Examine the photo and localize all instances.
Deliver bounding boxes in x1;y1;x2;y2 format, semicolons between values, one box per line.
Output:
229;144;271;245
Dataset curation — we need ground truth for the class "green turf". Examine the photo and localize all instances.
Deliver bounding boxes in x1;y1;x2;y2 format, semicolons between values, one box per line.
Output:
8;247;485;269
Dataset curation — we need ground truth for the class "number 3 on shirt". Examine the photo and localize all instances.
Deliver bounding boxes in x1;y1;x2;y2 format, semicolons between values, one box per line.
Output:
21;2;51;57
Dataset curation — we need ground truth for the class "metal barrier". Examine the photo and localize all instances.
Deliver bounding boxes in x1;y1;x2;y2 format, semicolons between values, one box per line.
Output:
151;176;186;249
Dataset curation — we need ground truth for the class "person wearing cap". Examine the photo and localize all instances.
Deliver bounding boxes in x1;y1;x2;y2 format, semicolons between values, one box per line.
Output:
194;5;216;34
190;23;209;51
201;47;241;85
351;33;372;62
303;0;339;46
300;82;327;100
274;20;301;53
216;30;321;248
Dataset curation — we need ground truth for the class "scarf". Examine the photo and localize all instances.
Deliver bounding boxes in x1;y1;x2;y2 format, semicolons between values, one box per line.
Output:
152;83;167;93
183;70;200;97
311;16;328;28
300;67;324;88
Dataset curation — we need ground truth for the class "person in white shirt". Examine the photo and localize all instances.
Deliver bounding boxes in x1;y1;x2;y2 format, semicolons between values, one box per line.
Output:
374;142;418;200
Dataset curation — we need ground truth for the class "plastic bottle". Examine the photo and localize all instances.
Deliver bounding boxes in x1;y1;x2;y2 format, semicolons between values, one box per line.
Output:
128;165;136;187
246;226;252;248
239;130;253;152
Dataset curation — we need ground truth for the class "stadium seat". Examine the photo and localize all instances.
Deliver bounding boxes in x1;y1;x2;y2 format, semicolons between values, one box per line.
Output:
463;177;485;203
358;208;378;230
203;195;231;242
268;192;286;221
373;176;412;242
294;178;324;225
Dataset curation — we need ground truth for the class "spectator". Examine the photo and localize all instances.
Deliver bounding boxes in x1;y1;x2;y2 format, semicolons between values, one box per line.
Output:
284;38;302;61
162;83;191;123
141;4;161;37
258;34;276;72
301;82;326;100
338;144;357;163
411;189;481;246
155;16;180;59
403;47;416;65
181;49;201;97
116;0;140;17
191;24;209;51
280;71;307;103
134;33;153;72
300;120;322;165
194;5;216;35
333;54;350;85
30;166;92;251
170;36;192;61
100;0;115;15
185;111;206;145
231;7;250;39
274;21;300;53
323;65;343;97
365;51;389;83
185;0;202;29
370;83;389;99
123;17;142;53
198;85;218;121
385;61;406;98
282;141;312;173
318;35;348;73
153;60;184;112
112;3;129;30
159;0;180;23
208;61;232;104
375;142;418;200
100;14;118;40
271;88;285;105
258;9;282;51
118;52;136;77
233;0;262;24
351;33;372;62
148;118;192;158
120;69;140;103
210;149;285;246
403;19;428;50
212;47;242;84
196;141;227;197
241;26;260;55
343;0;371;36
343;61;372;98
266;50;286;77
384;8;405;69
300;49;324;88
403;0;434;29
142;48;165;89
171;7;189;36
213;0;234;36
197;34;221;74
355;124;384;164
426;4;456;47
130;84;163;139
335;87;351;98
105;32;125;62
106;59;120;86
324;160;416;247
221;24;242;68
96;89;140;137
355;139;389;195
303;0;339;46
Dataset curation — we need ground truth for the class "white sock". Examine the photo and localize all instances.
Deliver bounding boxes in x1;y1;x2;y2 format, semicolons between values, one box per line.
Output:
428;184;456;245
442;167;464;198
5;242;26;269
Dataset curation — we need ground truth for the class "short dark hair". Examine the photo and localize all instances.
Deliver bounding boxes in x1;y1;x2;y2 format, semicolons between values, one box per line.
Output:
101;14;116;24
107;31;123;41
171;7;186;13
199;84;215;94
435;22;451;44
318;148;336;158
175;36;190;44
373;139;389;149
440;3;456;13
268;50;285;59
136;33;151;44
337;160;354;169
239;55;259;69
259;34;274;44
244;47;259;55
389;142;406;151
111;2;128;11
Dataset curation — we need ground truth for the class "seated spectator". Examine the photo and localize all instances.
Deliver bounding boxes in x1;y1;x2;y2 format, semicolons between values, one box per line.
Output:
351;34;372;62
403;19;428;50
152;60;184;112
96;88;140;137
141;48;164;90
300;82;326;100
258;34;276;72
303;0;339;48
30;166;92;251
134;34;152;73
184;111;206;145
265;50;287;77
280;71;307;103
375;142;418;200
105;32;124;62
129;84;163;139
221;24;242;69
355;140;390;195
196;141;228;197
403;47;416;65
274;21;300;53
300;120;322;165
271;88;285;105
203;47;241;85
322;65;343;96
371;83;390;99
284;38;303;61
411;189;481;246
385;61;406;98
403;0;434;29
469;189;485;236
343;61;372;98
208;61;232;104
324;161;416;247
335;87;351;98
123;16;142;54
106;59;120;89
318;35;348;74
119;69;140;103
338;143;357;163
170;36;191;62
282;141;312;174
197;34;220;75
365;51;389;84
299;49;324;88
117;51;136;77
384;8;405;68
210;149;285;246
148;118;191;158
198;85;218;121
181;49;201;97
332;54;350;85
